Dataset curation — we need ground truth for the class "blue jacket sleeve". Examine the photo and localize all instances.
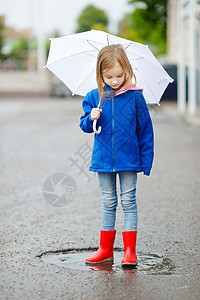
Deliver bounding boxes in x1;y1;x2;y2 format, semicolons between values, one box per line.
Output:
79;92;94;133
136;91;154;176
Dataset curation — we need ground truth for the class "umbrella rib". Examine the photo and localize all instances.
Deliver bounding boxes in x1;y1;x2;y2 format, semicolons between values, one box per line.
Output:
136;68;157;103
107;34;110;45
128;57;143;62
86;39;108;48
126;51;144;60
73;67;95;95
124;43;132;50
46;50;97;66
86;40;101;52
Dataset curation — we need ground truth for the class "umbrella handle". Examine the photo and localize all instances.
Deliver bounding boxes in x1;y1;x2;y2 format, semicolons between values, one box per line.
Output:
93;119;102;134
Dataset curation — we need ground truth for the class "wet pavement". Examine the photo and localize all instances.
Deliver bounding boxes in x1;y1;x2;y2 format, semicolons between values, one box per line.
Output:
0;97;200;300
39;248;176;275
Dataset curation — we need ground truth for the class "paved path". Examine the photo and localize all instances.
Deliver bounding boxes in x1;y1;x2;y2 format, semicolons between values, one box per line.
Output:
0;71;50;97
0;97;199;299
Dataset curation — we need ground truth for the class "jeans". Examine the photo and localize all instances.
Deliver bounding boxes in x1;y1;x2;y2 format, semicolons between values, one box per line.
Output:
98;171;138;231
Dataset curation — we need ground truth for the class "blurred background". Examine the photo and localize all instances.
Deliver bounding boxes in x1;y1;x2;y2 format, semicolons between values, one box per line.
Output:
0;0;199;118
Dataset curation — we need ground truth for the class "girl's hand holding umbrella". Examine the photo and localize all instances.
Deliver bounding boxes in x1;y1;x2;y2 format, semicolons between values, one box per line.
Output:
91;108;102;134
91;108;102;121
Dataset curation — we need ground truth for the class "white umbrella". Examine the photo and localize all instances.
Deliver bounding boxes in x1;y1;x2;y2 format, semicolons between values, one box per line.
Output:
45;29;173;133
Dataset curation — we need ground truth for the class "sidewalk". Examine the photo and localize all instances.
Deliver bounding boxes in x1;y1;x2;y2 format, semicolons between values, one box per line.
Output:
0;71;51;98
158;101;200;127
0;97;199;300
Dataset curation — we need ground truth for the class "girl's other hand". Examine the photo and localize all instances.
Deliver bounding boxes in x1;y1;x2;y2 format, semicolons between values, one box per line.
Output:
91;108;102;121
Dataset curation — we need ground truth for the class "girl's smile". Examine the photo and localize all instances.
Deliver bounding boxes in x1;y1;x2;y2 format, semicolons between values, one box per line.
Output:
102;63;126;91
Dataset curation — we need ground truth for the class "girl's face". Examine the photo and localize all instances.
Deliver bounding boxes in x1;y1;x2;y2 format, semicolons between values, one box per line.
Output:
102;62;126;91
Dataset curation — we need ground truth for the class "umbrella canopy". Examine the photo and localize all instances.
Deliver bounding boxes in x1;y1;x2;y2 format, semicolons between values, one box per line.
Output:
45;29;173;105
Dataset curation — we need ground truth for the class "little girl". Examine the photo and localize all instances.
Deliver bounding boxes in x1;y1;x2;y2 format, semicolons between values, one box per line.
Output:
79;44;154;266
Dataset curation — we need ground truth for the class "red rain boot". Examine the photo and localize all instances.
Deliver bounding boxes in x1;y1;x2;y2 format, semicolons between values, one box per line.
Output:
121;231;137;266
85;230;116;264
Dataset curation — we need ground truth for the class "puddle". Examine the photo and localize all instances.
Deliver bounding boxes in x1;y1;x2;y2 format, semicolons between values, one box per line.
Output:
38;248;175;275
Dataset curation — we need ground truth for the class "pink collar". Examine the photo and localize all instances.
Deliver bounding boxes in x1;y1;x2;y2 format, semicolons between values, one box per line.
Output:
114;84;143;96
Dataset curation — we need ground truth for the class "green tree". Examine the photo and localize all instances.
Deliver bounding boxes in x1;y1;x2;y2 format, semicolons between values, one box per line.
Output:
10;40;29;61
76;5;109;33
119;0;167;55
118;20;143;43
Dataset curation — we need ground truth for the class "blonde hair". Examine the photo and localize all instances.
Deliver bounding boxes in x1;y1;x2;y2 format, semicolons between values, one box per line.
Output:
96;44;136;104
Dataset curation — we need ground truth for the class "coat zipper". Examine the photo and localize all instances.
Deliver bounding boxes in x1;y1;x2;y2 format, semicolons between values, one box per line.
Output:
112;97;115;172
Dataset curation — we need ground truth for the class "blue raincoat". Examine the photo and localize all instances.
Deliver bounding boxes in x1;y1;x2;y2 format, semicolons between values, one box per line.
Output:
79;85;154;176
